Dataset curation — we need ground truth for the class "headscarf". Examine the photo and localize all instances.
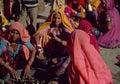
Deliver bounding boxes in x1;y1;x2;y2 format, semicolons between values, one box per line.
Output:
78;19;93;33
34;6;74;36
9;22;30;42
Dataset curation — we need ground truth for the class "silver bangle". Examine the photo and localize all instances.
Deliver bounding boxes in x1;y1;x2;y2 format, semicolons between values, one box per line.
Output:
106;17;111;22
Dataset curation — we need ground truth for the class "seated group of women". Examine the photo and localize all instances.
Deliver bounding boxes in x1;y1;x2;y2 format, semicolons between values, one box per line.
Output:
0;0;118;83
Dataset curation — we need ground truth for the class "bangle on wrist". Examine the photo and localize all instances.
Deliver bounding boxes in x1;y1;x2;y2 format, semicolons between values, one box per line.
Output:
36;45;41;49
36;45;44;53
106;17;111;22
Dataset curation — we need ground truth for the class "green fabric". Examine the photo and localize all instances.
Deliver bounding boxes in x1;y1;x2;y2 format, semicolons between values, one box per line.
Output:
0;79;4;84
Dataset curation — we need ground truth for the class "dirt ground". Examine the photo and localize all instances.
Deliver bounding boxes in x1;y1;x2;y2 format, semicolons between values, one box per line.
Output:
100;47;120;84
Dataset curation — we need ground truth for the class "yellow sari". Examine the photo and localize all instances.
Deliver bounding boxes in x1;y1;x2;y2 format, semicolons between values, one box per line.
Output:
34;7;74;48
0;1;8;27
2;12;8;26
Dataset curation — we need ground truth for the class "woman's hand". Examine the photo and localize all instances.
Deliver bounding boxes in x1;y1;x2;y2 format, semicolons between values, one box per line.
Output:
23;64;31;78
107;22;112;30
49;31;67;46
49;32;56;38
49;32;61;41
9;67;20;79
55;66;66;76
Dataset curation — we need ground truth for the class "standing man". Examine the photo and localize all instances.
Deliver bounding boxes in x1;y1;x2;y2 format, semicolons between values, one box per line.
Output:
18;0;38;32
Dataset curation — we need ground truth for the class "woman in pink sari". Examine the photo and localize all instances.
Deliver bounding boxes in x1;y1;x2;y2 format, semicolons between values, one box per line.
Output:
78;19;100;53
97;0;120;48
67;29;113;84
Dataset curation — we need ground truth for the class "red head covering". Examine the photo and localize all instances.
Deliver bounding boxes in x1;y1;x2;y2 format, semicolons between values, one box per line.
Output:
77;0;86;7
78;20;93;33
78;20;100;53
9;22;30;42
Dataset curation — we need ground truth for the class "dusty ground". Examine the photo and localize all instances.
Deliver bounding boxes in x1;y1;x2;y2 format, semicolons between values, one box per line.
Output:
37;4;120;84
100;47;120;84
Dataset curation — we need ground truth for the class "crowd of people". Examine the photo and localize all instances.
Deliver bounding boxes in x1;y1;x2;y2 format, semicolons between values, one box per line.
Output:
1;0;120;84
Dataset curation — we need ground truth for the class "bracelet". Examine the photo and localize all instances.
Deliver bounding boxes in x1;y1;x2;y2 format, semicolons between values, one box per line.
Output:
36;45;44;53
106;17;111;22
36;45;41;51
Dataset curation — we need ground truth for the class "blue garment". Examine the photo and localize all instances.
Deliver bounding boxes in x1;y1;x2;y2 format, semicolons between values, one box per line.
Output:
23;41;34;50
0;39;7;55
0;39;34;59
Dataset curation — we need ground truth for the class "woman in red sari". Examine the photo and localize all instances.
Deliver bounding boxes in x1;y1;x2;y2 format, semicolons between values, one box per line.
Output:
67;29;113;84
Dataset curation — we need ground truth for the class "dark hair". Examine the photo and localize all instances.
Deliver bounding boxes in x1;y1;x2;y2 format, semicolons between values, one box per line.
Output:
86;11;98;28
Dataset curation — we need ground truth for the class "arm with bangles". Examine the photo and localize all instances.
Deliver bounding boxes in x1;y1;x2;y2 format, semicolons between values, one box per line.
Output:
34;33;45;60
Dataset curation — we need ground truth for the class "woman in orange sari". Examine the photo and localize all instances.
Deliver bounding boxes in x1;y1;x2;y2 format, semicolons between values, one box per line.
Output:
67;29;113;84
0;22;36;83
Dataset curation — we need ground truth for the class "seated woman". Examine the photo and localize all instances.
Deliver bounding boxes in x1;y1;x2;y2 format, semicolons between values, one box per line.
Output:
0;22;36;83
97;0;120;48
67;29;113;84
34;7;74;83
